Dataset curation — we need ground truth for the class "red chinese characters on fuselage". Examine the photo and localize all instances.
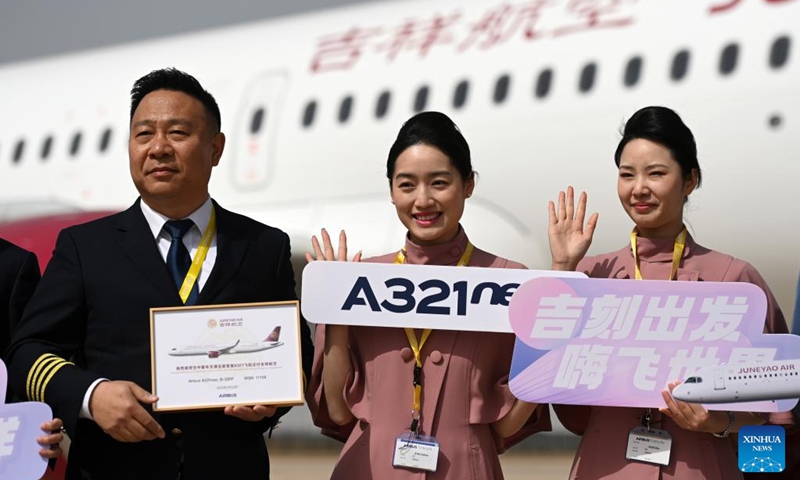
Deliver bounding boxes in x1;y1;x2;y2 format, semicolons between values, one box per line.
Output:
309;0;641;73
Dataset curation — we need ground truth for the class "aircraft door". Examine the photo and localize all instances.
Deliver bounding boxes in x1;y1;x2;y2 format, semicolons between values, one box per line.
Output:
714;373;725;390
233;71;288;190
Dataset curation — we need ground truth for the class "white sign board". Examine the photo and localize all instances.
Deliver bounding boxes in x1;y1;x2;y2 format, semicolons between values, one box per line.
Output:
301;261;585;332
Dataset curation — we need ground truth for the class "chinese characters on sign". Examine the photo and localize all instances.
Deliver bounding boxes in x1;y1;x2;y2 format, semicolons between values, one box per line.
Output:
174;362;278;371
508;277;800;411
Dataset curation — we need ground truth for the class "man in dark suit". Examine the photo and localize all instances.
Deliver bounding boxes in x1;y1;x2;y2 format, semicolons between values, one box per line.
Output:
0;238;66;465
7;68;313;480
0;238;40;374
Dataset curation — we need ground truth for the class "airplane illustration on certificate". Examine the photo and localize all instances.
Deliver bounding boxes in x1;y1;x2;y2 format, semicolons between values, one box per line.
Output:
672;358;800;404
168;327;284;358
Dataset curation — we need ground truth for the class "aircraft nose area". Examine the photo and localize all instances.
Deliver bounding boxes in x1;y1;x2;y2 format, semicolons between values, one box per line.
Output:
671;383;693;402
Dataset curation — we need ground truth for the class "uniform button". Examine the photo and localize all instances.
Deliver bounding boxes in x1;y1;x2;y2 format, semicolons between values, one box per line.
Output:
450;247;462;257
400;348;414;362
430;350;443;364
172;428;182;437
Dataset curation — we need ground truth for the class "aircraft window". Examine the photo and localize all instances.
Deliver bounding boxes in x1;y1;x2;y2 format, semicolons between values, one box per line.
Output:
624;56;643;87
339;95;353;123
685;377;699;383
453;80;469;109
70;132;82;157
99;128;112;153
12;139;25;164
414;86;430;112
250;107;265;134
375;90;391;119
493;74;511;104
535;68;553;99
671;49;691;81
719;43;739;75
579;62;597;93
770;36;790;69
41;135;53;160
302;100;317;128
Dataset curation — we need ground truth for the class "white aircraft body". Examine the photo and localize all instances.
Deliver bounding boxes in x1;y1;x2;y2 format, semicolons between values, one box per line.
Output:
672;358;800;404
1;0;799;448
168;327;284;358
0;0;798;327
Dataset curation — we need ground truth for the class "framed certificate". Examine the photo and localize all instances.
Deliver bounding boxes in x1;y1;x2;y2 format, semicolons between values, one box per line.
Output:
150;301;303;412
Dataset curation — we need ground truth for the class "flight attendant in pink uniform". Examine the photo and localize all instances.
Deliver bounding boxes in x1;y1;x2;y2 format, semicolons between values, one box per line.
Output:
306;111;551;480
548;106;794;480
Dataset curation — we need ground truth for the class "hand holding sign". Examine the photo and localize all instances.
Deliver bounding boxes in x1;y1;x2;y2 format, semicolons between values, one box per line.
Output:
659;380;729;433
90;380;164;442
305;228;360;427
36;418;63;460
508;277;800;412
0;360;57;480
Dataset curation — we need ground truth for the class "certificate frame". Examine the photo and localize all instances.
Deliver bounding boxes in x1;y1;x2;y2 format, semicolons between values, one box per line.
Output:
150;300;303;412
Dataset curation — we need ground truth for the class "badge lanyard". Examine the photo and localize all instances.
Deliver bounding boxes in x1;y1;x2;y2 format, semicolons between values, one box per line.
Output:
394;241;474;434
630;225;686;429
178;207;216;304
630;226;686;281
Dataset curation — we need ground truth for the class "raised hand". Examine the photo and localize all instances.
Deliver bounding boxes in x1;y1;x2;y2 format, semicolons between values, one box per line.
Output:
305;228;361;263
548;186;598;271
305;228;359;425
89;380;165;442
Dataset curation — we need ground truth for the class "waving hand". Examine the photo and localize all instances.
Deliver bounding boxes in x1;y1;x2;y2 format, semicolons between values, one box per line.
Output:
306;228;362;263
548;186;598;271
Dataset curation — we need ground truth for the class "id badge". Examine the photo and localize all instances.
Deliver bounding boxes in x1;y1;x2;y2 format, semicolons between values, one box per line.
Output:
626;426;672;466
393;433;439;472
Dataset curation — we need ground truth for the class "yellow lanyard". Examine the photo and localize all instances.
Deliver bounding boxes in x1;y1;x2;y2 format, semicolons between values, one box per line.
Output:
631;226;685;426
178;207;216;304
395;241;474;433
630;226;686;281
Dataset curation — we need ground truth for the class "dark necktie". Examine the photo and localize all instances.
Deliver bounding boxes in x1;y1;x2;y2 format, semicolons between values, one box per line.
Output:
163;219;199;305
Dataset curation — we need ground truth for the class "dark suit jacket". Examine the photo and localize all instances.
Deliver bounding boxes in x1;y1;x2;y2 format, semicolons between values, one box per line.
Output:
0;238;40;402
7;200;313;480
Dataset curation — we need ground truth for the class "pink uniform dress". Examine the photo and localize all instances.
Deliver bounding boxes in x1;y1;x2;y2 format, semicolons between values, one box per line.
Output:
307;228;551;480
553;233;793;480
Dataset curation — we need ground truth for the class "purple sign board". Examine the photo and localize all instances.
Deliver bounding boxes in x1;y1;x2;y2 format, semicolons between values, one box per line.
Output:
509;277;800;412
0;360;53;480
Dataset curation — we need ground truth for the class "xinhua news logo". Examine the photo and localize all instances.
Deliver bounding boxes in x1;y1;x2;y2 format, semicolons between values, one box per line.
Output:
739;425;785;473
